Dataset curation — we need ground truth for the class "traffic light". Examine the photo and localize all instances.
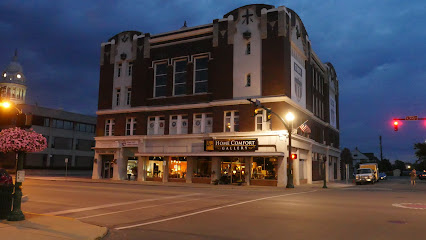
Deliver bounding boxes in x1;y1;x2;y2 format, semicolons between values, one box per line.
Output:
290;154;297;160
266;109;272;122
393;121;398;131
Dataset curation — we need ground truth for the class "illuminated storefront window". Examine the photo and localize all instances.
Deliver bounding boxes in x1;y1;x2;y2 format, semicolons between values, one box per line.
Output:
220;157;245;183
169;157;187;179
147;156;163;178
126;157;138;180
251;157;278;180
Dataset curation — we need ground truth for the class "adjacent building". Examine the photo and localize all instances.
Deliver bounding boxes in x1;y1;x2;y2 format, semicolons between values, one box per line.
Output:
93;4;341;186
0;51;96;170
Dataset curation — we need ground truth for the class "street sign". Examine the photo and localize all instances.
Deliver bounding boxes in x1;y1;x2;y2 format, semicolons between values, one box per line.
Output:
405;116;418;120
17;170;25;183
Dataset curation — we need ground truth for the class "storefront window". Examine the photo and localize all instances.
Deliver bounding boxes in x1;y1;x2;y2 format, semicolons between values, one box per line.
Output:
194;158;211;177
169;157;187;178
220;157;245;183
127;157;138;180
147;157;163;178
251;157;278;180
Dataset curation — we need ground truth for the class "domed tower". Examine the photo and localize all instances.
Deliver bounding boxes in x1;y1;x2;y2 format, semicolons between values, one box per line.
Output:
0;50;27;105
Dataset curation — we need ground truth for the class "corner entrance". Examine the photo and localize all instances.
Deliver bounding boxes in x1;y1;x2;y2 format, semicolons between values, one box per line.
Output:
220;157;245;184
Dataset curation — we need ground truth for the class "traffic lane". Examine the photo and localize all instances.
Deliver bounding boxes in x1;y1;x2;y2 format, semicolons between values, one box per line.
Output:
108;188;425;240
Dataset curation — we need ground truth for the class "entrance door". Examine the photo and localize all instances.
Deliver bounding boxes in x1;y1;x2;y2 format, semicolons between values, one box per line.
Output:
101;155;114;179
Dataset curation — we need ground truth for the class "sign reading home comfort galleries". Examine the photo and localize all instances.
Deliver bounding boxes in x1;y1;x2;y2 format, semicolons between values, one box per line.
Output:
204;139;258;152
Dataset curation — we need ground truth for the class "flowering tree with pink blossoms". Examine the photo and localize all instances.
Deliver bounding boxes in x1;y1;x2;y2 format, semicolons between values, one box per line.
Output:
0;127;47;153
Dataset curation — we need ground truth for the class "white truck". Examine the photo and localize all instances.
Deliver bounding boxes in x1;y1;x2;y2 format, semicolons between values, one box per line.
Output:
359;163;379;182
355;168;375;185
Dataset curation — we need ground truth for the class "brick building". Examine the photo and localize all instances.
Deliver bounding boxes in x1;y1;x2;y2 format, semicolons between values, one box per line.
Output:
93;4;340;186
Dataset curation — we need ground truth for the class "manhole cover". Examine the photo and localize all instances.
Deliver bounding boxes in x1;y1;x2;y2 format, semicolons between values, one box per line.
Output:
392;203;426;210
388;220;407;224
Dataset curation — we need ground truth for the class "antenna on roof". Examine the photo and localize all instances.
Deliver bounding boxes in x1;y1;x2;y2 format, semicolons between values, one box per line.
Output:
181;21;188;29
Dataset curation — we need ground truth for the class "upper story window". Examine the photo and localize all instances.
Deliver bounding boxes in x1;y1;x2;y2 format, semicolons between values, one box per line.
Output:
224;111;239;132
115;88;121;106
76;123;95;133
154;62;167;97
147;116;165;135
255;109;271;131
126;87;131;106
44;118;50;127
126;117;137;136
246;42;251;55
194;56;208;94
169;115;188;135
105;119;115;136
64;120;74;130
52;119;64;129
173;59;187;96
246;74;251;87
117;63;122;77
193;113;213;134
128;62;133;76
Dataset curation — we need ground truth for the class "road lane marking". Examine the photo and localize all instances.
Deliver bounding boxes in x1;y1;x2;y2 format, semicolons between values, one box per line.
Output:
392;203;426;210
341;187;392;191
115;190;317;230
44;193;201;216
77;194;227;220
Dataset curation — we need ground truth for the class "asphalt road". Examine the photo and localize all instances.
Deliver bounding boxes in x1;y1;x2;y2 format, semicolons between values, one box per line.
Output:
21;177;426;240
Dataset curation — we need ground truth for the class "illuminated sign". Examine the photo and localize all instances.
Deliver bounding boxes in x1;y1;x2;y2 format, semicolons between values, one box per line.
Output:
204;139;258;152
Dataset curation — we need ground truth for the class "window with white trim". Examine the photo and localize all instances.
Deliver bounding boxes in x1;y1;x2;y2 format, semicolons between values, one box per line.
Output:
169;115;188;135
126;117;137;136
194;56;208;94
128;62;133;76
224;111;239;132
147;116;165;135
154;62;167;97
173;59;187;96
255;109;271;131
105;119;115;136
193;113;213;134
126;87;131;105
115;88;121;106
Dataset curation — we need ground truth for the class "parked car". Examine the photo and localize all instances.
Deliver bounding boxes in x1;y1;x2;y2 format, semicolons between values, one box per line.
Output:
355;168;375;185
0;169;13;185
379;172;387;180
418;171;426;180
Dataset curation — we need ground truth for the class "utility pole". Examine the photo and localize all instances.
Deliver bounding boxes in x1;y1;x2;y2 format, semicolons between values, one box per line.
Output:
379;135;383;162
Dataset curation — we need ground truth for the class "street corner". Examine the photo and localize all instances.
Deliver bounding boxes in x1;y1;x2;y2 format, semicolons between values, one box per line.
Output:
2;212;108;240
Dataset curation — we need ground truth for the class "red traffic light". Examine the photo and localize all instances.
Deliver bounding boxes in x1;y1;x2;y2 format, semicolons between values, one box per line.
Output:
393;121;398;131
290;154;297;160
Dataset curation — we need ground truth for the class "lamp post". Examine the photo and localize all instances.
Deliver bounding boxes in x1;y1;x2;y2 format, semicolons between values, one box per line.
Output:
247;98;295;188
0;101;28;221
323;156;328;188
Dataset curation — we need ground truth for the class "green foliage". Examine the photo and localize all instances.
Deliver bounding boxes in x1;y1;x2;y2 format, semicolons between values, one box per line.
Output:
378;159;392;172
340;148;353;165
393;160;405;171
414;142;426;170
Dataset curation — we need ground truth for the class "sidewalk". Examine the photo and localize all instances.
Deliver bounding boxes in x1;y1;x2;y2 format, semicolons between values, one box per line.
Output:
25;175;355;190
0;213;107;240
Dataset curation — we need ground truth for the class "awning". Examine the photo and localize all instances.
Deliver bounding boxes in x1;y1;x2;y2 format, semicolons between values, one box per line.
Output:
134;152;285;157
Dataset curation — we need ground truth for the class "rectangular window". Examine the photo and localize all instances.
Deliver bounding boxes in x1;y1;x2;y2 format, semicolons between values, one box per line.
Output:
126;117;137;136
105;119;115;136
294;62;302;77
255;109;271;131
246;74;251;87
128;62;133;76
224;111;239;132
44;118;50;127
117;63;122;77
147;116;165;135
194;56;208;94
154;62;167;97
169;115;188;135
64;120;73;130
126;87;131;105
115;88;121;106
52;119;64;129
193;113;213;134
173;59;187;96
246;42;251;55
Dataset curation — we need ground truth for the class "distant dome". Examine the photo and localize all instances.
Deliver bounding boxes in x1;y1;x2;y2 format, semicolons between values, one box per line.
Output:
5;61;23;73
1;50;26;85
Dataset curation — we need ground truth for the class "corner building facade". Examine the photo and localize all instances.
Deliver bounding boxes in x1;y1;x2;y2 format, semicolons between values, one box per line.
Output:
93;4;341;186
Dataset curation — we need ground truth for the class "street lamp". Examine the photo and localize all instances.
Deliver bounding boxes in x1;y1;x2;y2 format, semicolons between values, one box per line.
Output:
0;101;29;221
285;112;295;188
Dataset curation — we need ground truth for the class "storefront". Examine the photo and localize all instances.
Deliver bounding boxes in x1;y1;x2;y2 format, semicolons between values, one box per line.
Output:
126;157;138;180
146;157;164;181
192;157;211;183
251;157;278;186
168;157;187;182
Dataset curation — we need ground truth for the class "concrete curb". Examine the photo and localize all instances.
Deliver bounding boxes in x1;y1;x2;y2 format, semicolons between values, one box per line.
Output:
0;212;108;240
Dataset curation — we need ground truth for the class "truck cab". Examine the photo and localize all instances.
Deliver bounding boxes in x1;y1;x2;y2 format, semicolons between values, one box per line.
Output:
355;168;375;185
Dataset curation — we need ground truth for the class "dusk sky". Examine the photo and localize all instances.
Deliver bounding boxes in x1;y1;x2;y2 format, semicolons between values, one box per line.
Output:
0;0;425;163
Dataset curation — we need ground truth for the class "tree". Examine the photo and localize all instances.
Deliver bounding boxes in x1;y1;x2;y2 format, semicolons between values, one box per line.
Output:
378;159;392;172
340;148;353;179
414;143;426;171
393;160;405;172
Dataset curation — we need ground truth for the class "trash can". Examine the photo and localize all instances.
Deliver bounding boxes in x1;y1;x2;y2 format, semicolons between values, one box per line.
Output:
0;184;14;219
